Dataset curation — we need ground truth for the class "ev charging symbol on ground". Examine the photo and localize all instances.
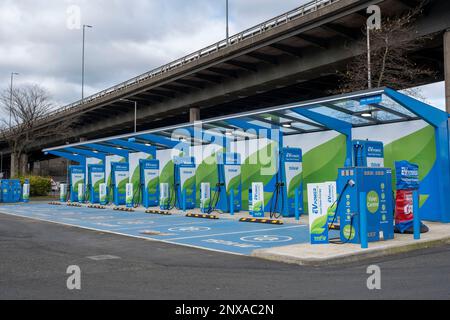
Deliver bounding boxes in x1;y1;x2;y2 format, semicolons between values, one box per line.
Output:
240;235;293;243
169;226;211;232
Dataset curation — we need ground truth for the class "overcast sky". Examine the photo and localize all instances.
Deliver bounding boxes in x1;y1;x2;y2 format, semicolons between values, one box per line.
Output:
0;0;446;111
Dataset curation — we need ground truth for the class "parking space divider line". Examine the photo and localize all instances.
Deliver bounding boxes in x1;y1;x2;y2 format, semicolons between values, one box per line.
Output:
165;225;306;241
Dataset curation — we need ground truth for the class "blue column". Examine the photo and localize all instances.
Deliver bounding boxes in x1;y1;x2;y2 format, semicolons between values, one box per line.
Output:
230;188;235;216
413;190;421;240
360;192;368;249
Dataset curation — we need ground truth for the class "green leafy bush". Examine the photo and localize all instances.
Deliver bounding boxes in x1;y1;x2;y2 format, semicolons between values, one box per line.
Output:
17;176;52;196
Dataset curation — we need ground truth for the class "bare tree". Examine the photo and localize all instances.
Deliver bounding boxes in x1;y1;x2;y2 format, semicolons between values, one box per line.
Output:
0;84;74;177
337;2;437;94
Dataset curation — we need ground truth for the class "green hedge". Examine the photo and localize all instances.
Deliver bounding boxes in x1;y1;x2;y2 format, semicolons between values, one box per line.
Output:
17;176;52;197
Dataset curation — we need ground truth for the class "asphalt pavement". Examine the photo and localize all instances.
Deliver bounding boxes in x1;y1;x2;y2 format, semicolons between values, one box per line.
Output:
0;212;449;300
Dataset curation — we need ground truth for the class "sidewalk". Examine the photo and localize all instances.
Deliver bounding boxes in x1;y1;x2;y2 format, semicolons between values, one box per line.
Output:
252;222;450;266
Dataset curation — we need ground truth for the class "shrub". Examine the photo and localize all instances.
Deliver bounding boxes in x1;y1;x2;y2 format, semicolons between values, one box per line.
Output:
17;176;52;197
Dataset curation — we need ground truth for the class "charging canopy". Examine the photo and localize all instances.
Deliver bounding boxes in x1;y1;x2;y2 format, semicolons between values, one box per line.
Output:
43;87;450;222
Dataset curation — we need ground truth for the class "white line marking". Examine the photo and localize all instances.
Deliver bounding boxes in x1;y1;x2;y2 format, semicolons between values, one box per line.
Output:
0;210;247;256
165;225;305;241
113;220;220;231
87;255;120;261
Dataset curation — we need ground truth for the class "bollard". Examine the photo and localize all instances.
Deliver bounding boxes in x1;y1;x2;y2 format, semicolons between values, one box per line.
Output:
359;192;368;249
413;190;421;240
182;189;187;212
22;179;30;203
294;188;300;221
126;183;133;208
230;189;235;216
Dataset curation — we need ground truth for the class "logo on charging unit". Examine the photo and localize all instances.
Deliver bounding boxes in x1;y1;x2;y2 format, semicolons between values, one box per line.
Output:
366;191;380;213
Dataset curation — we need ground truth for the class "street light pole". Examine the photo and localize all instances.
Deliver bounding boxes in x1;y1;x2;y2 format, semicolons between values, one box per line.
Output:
9;72;19;129
226;0;229;45
82;24;93;102
367;24;372;89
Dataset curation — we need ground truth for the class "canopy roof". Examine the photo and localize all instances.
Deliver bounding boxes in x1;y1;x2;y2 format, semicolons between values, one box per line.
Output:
43;87;449;160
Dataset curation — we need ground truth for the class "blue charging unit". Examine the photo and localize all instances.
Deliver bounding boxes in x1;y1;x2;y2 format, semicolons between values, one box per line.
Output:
352;140;384;168
140;159;160;208
69;166;85;202
337;167;394;244
87;164;105;204
174;156;196;210
215;152;242;213
279;147;303;217
111;162;129;206
0;179;22;203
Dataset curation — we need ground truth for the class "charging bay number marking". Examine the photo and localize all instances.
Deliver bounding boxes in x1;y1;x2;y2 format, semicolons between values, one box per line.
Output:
240;235;293;243
117;221;152;225
168;226;211;232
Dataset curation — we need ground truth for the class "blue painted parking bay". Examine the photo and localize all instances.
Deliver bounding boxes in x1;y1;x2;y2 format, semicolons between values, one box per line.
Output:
0;203;334;255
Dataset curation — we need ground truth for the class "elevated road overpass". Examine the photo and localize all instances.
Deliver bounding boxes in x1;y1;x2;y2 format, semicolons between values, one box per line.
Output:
1;0;449;175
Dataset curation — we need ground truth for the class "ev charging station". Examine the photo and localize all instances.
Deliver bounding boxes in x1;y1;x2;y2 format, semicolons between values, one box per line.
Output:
69;165;85;202
0;179;22;203
337;167;394;243
87;164;105;204
277;147;303;218
332;140;394;244
111;162;129;206
174;156;196;210
42;87;450;252
139;159;160;208
215;152;242;213
352;140;384;167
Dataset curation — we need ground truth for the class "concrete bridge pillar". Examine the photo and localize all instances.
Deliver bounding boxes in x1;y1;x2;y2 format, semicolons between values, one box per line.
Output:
20;153;29;176
10;153;18;178
445;29;450;113
189;107;200;123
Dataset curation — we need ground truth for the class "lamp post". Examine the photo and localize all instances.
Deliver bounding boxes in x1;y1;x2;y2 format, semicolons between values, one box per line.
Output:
367;24;372;89
82;24;93;102
9;72;19;129
226;0;229;45
120;99;138;133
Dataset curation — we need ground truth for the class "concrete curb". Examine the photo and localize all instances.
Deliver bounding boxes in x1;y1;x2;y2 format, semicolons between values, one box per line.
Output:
251;236;450;266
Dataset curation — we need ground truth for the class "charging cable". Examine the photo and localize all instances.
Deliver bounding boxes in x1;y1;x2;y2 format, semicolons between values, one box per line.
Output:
328;179;356;244
270;182;285;219
206;182;223;214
